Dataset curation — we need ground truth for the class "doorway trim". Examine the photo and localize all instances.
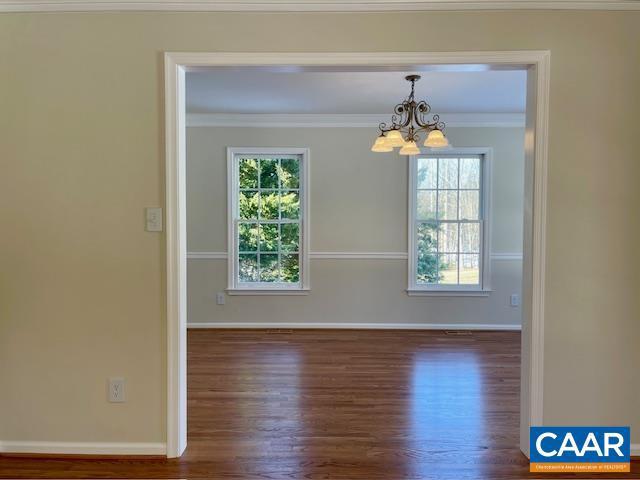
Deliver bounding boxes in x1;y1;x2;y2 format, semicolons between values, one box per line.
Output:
164;50;550;458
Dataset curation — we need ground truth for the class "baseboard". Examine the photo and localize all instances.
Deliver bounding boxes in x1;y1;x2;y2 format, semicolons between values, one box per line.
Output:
632;443;640;457
187;322;522;331
0;441;166;456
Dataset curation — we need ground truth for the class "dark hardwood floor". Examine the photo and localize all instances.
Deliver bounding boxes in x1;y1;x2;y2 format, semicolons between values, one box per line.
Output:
1;329;638;479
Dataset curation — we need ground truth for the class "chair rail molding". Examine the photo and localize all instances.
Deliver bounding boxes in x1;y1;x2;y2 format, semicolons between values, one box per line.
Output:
186;251;523;260
2;0;639;12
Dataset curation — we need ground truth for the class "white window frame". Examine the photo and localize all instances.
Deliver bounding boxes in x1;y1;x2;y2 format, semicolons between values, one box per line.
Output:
407;147;492;297
226;147;310;295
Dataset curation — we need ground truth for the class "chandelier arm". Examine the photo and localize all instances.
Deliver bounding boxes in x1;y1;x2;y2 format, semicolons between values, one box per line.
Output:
413;101;432;128
392;102;412;129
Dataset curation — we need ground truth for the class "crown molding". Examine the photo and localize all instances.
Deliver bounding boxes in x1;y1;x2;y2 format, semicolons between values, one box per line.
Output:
186;112;525;128
1;0;639;12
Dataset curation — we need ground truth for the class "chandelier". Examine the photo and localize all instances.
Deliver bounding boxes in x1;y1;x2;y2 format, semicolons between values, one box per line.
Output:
371;75;450;155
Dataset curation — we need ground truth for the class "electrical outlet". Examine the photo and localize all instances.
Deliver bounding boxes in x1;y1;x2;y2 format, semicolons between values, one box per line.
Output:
216;292;225;305
510;294;520;307
108;377;126;403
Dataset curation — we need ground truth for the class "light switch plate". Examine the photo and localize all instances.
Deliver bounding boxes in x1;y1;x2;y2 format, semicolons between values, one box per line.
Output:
145;207;163;232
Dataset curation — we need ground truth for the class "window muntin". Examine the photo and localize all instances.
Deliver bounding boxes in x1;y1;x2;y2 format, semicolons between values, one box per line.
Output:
411;154;486;290
229;150;308;291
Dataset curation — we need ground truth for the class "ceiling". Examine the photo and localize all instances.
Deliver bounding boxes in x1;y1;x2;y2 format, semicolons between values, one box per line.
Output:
186;69;527;115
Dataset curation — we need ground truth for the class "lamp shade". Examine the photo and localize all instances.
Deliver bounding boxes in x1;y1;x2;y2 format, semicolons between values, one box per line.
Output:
399;140;420;155
371;135;392;153
424;129;449;148
385;129;405;148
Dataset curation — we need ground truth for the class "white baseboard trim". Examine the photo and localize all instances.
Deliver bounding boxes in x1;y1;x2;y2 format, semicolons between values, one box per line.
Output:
187;322;521;331
632;443;640;457
0;441;166;456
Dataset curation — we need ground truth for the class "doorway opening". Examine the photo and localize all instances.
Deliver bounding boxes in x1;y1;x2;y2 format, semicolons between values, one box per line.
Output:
165;52;549;467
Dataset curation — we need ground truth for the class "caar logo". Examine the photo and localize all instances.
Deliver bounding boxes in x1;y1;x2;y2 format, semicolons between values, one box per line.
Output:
530;426;630;473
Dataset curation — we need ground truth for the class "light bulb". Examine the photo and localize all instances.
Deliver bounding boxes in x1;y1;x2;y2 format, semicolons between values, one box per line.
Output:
399;140;420;155
385;129;405;148
424;129;450;148
371;135;392;153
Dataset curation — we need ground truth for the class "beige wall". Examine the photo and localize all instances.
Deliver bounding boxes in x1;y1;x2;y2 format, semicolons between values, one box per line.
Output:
186;126;524;326
1;11;638;447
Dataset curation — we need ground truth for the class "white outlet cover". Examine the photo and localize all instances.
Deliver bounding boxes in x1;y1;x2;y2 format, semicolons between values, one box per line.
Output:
510;294;521;307
108;377;126;403
216;292;225;305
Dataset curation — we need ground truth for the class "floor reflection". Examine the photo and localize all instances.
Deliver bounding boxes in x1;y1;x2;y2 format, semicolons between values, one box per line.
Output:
410;351;484;478
235;348;302;472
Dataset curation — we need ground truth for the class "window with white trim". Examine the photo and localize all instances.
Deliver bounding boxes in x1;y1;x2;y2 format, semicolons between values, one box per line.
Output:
227;148;309;294
408;150;491;294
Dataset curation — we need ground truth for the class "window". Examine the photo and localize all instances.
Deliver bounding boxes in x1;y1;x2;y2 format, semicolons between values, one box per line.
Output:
227;148;309;294
408;149;491;295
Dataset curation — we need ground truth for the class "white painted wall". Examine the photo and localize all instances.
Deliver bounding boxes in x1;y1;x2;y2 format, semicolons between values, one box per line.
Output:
186;125;524;327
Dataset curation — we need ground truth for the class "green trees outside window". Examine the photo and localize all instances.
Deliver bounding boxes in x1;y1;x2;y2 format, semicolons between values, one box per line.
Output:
237;156;301;284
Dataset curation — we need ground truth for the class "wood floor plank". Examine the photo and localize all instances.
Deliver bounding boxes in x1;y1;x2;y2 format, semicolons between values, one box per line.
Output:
1;329;638;479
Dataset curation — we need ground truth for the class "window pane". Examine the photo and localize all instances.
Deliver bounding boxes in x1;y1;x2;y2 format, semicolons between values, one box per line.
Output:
239;223;258;252
280;191;299;219
281;254;299;283
417;254;439;284
417;222;438;252
260;158;279;189
280;158;300;189
259;254;279;282
234;153;305;289
460;254;480;284
459;190;479;220
438;223;458;253
239;191;259;220
281;223;299;252
439;253;458;284
417;157;437;189
460;157;480;189
438;157;458;189
259;223;278;252
260;192;279;220
417;190;437;220
438;191;458;220
460;223;480;253
239;158;258;189
239;254;258;282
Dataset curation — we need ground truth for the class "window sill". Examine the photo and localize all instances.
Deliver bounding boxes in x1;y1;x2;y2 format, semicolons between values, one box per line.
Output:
406;289;492;297
226;288;310;296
